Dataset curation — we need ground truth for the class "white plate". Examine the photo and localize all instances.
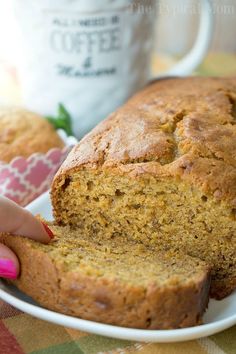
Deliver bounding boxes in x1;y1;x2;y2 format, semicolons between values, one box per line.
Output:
0;191;236;343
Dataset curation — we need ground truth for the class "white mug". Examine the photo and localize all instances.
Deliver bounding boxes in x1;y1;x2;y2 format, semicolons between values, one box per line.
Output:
14;0;213;138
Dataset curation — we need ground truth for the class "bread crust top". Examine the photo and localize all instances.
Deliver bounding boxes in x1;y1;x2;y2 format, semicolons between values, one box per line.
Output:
54;77;236;207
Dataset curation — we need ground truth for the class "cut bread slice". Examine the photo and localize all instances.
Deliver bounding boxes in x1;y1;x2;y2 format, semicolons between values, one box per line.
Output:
0;223;210;329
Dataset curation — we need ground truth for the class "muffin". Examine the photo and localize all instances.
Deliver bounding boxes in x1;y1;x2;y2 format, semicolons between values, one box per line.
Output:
0;107;64;162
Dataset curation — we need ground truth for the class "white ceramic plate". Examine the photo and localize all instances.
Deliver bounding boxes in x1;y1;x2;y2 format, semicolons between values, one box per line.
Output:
0;191;236;343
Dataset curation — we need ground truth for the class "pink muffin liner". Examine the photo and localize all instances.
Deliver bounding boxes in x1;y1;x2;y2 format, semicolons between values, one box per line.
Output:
0;130;77;206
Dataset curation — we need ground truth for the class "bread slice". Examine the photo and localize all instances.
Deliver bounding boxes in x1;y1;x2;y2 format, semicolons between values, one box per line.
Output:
0;224;210;329
51;77;236;299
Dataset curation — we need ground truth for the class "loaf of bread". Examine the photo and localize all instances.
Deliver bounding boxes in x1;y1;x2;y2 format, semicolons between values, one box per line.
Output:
0;224;210;329
0;107;64;162
52;77;236;300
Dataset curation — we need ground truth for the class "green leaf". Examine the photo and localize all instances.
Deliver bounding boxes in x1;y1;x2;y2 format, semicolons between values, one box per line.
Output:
46;103;74;136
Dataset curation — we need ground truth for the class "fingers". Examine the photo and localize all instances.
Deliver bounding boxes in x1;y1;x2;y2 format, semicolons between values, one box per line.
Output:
0;196;54;243
0;243;19;279
0;197;54;280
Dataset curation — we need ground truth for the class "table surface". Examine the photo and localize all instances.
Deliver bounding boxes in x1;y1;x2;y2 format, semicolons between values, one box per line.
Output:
0;53;236;354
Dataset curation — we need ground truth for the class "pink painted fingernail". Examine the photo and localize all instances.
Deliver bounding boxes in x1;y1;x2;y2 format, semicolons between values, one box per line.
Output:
0;259;17;279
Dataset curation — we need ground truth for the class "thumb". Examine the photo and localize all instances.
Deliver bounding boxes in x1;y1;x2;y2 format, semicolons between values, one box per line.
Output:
0;196;54;280
0;243;19;279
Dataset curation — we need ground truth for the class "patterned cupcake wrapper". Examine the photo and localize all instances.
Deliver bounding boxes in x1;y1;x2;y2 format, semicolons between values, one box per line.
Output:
0;130;77;206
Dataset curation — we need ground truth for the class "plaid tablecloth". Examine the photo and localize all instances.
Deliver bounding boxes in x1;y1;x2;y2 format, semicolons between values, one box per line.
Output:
0;300;235;354
0;53;236;354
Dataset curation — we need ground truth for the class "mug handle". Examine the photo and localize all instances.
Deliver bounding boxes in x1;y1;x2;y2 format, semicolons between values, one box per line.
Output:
156;0;214;77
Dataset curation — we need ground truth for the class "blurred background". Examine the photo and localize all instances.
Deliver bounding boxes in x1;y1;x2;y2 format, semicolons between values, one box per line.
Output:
157;0;236;53
154;0;236;75
0;0;235;104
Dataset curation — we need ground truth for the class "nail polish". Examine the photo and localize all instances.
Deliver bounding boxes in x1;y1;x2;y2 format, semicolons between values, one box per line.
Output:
0;259;17;279
41;222;54;239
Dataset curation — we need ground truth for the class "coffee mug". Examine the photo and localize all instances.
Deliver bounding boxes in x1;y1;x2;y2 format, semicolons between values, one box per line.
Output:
14;0;213;138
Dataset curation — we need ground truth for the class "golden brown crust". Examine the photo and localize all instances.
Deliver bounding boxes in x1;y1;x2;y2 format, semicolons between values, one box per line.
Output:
210;277;236;300
0;233;211;329
0;107;64;162
54;77;236;206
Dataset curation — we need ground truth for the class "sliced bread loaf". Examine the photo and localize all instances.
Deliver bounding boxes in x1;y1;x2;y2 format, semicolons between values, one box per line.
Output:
0;224;210;329
51;77;236;299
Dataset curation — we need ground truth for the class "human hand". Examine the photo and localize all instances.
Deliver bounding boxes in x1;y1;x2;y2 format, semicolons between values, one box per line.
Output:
0;197;54;279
